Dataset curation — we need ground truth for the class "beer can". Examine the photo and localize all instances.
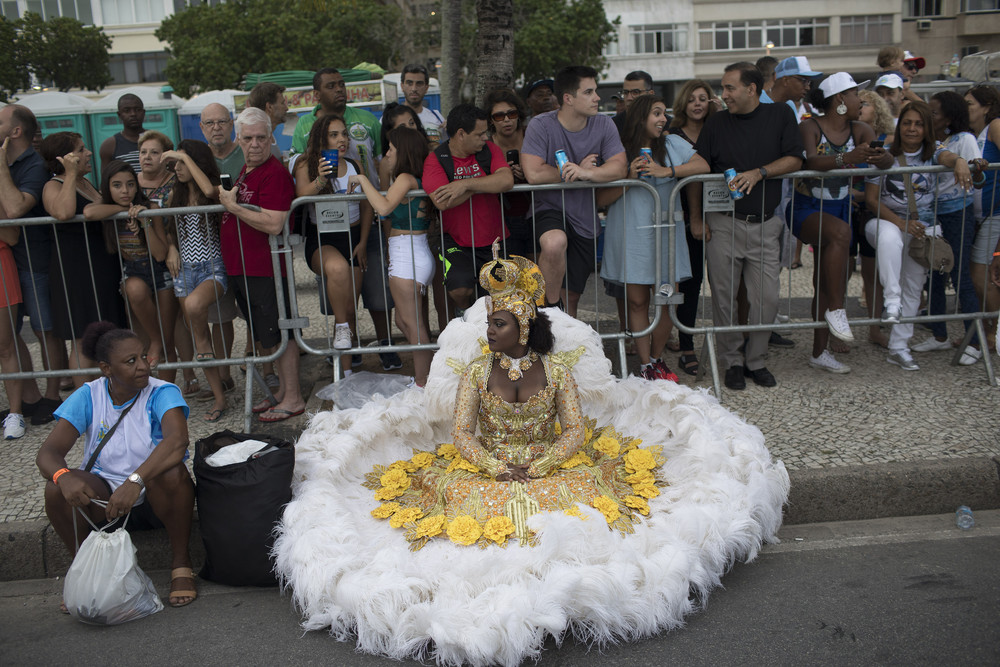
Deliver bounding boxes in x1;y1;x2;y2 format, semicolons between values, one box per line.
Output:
640;148;653;179
555;149;569;180
724;168;744;200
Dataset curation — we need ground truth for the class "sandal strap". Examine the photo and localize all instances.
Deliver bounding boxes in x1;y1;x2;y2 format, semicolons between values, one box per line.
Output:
171;566;195;581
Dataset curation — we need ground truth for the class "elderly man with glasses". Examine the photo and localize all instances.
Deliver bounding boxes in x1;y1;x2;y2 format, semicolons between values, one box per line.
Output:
200;103;244;178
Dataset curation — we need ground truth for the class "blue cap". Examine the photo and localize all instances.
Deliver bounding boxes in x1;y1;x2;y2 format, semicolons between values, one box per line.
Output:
774;56;823;79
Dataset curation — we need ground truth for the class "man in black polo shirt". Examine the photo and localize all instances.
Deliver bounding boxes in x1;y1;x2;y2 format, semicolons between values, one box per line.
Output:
690;62;803;390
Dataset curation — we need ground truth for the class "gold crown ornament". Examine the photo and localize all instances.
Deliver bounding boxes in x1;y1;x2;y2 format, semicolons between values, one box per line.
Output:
479;238;547;345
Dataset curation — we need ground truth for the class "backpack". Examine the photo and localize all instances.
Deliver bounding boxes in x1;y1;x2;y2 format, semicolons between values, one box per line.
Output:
434;141;492;181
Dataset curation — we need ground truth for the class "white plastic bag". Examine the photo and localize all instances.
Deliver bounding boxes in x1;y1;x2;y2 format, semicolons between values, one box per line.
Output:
63;508;163;625
314;370;413;409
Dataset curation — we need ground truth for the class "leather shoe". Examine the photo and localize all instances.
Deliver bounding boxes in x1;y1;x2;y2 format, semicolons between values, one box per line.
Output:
744;366;777;387
724;365;746;390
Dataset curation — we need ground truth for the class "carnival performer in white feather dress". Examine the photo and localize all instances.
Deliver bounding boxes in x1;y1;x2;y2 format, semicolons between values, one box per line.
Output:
274;242;790;666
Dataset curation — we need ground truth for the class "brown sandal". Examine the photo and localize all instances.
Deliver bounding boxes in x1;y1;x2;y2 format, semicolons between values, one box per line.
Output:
169;567;198;607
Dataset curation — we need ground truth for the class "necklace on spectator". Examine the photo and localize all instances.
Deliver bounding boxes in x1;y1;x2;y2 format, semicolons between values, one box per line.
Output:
496;350;538;382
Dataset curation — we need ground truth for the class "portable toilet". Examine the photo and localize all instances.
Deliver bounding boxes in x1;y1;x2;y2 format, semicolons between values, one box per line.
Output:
18;92;97;183
178;89;241;142
17;91;95;145
88;85;182;178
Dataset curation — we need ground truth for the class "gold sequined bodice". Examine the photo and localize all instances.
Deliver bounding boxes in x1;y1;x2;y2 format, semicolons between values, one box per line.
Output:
452;353;585;479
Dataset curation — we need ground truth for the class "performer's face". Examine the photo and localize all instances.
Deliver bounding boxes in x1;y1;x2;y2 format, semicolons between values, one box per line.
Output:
487;311;521;354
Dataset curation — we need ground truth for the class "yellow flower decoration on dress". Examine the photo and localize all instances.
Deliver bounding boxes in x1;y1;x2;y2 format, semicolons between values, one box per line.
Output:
633;483;660;499
410;452;435;469
446;456;481;474
413;515;447;539
437;443;460;460
591;495;621;524
483;516;516;545
624;448;657;473
371;502;401;519
479;239;547;345
593;435;621;459
389;507;424;529
447;515;482;546
623;495;650;516
559;451;594;469
388;459;418;473
380;468;411;490
625;470;655;486
374;486;405;501
564;505;587;520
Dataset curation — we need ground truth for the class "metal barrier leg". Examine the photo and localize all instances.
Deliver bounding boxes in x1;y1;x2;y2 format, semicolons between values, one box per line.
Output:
975;319;997;386
615;336;626;379
705;331;722;399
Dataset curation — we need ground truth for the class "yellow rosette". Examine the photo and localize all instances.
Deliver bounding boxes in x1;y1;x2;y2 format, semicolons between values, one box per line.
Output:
593;434;621;459
389;507;424;529
591;495;621;524
483;516;516;546
371;502;401;519
447;515;482;546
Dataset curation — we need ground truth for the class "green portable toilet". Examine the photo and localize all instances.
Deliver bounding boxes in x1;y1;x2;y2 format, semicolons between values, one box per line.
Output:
18;91;97;183
88;85;183;179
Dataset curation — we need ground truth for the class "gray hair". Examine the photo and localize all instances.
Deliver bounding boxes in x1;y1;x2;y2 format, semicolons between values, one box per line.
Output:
235;106;272;138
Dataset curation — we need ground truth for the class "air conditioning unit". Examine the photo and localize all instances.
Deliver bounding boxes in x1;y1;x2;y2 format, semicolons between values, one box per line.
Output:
917;19;932;31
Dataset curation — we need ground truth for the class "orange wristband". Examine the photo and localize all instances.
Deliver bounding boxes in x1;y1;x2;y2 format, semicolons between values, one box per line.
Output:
994;251;1000;257
52;468;70;485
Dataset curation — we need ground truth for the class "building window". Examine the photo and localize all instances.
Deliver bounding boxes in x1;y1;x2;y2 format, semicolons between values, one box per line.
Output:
2;0;92;22
603;35;619;57
628;24;688;54
905;0;942;17
961;45;981;57
961;0;1000;11
101;0;166;25
697;19;829;52
841;15;892;45
108;51;169;84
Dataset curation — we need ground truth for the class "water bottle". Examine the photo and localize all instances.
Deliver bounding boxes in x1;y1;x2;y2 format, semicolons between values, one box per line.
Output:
955;505;974;530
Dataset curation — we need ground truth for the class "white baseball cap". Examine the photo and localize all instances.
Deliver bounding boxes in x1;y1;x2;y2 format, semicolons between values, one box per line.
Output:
818;72;870;98
874;73;905;90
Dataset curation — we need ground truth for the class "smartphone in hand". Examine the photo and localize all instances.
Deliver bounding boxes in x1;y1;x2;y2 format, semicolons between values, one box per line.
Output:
220;174;233;190
505;149;519;165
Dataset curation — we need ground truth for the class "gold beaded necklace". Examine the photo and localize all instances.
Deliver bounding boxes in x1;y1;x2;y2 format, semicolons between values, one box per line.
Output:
495;350;538;382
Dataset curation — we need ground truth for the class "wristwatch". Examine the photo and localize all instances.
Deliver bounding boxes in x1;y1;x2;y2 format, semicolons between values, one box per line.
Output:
758;167;768;179
127;472;145;489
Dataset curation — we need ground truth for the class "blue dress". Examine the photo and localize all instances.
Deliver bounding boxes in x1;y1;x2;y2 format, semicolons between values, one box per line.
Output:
600;135;693;286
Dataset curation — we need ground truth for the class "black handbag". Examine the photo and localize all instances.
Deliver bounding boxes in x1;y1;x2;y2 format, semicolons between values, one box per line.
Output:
193;430;294;586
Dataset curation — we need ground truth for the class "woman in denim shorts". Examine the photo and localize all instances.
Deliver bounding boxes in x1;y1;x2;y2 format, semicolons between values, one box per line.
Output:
83;161;179;381
163;141;231;422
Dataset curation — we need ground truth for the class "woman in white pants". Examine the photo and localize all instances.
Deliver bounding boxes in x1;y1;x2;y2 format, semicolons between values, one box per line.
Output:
864;101;973;370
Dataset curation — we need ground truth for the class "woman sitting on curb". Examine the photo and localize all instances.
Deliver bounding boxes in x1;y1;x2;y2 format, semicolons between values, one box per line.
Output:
35;320;196;609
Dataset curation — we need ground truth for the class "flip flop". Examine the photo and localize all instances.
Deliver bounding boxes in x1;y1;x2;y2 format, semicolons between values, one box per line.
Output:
205;408;226;423
195;377;236;402
169;567;197;608
258;407;305;423
183;378;200;396
252;397;278;414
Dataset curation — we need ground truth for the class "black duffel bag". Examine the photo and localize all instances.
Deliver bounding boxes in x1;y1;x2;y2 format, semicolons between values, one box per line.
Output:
193;430;294;586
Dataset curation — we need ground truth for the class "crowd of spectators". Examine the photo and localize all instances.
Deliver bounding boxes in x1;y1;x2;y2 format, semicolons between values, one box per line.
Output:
2;50;1000;436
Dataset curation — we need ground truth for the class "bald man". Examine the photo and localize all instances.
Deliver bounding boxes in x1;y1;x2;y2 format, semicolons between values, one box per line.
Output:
200;102;244;177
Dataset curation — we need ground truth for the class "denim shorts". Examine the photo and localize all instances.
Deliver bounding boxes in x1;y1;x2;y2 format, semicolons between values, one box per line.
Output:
17;269;52;332
173;257;227;298
123;258;173;293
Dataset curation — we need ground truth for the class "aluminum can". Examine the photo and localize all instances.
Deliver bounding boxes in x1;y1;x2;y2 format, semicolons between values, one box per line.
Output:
724;167;744;200
640;148;653;179
555;149;569;180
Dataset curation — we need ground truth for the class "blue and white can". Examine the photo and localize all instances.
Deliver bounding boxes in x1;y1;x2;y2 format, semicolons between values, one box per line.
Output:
555;149;569;180
640;148;653;179
724;168;744;200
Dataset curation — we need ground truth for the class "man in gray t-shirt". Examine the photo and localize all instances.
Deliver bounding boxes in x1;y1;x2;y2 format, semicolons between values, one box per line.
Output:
522;65;626;316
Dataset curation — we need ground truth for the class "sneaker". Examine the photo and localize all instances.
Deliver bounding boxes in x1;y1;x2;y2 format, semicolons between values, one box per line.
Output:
724;365;746;390
373;339;403;371
911;337;953;353
768;332;796;348
3;413;25;439
887;351;920;371
333;325;353;350
809;350;851;374
651;359;680;382
958;346;983;366
639;364;663;381
881;305;902;324
744;366;778;387
824;309;854;343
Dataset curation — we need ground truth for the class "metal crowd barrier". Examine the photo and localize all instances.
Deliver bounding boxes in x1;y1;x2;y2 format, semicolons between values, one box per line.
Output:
666;163;999;397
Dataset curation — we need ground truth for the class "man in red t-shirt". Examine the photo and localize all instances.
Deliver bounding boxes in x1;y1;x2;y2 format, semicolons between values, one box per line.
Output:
219;107;305;422
422;104;513;311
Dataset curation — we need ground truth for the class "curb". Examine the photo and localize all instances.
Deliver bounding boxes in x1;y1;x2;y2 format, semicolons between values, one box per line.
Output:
2;456;999;582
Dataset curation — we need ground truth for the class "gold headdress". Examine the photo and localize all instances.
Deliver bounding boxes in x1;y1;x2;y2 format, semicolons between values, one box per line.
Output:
479;239;546;345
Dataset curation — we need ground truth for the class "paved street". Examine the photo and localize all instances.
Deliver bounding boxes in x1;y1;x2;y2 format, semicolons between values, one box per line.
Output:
2;512;997;665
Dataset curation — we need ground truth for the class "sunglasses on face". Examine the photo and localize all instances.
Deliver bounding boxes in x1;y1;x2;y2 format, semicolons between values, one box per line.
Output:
491;110;519;122
904;63;919;71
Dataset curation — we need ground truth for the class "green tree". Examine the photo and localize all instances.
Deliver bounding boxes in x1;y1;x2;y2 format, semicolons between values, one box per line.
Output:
0;17;29;102
17;13;112;92
156;0;403;97
514;0;619;84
